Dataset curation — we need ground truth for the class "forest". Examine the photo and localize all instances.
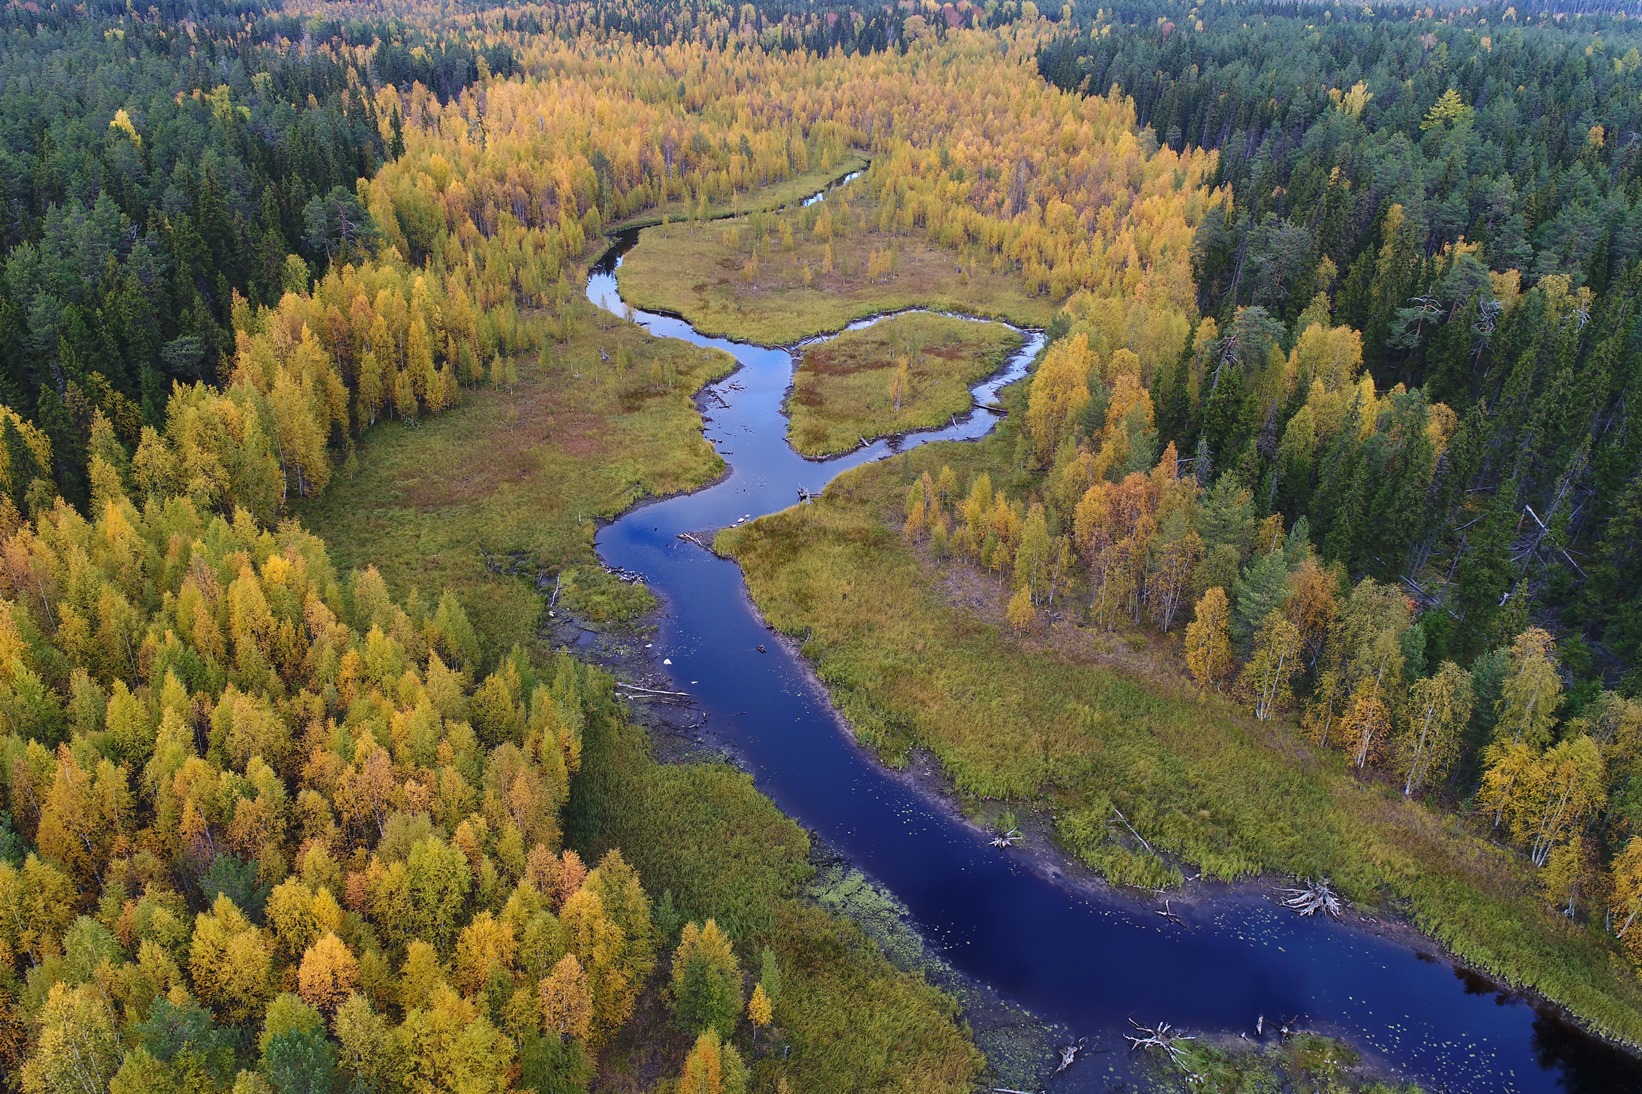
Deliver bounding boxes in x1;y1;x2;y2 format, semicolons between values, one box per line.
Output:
0;0;1640;1090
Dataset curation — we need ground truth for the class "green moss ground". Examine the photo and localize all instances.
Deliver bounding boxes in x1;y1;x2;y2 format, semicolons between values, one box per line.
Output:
299;297;733;656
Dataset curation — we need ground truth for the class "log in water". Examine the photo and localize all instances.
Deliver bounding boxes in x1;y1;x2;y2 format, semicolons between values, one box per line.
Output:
585;184;1642;1091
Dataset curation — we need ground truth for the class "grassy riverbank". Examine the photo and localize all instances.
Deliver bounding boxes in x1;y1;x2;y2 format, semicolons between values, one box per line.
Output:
567;690;982;1093
616;190;1058;344
299;296;733;654
718;421;1642;1045
787;312;1023;457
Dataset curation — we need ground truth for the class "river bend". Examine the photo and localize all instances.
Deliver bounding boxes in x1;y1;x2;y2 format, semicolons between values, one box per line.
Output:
584;189;1642;1092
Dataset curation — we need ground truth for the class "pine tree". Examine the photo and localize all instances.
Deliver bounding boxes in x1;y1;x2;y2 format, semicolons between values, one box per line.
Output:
670;920;742;1039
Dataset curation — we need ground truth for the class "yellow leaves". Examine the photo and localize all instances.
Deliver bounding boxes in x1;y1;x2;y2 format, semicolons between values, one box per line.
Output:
1340;684;1392;771
1025;333;1094;463
21;983;119;1094
1611;838;1642;958
1286;322;1363;395
1420;88;1474;131
538;952;592;1043
453;910;517;995
108;108;142;147
1328;81;1373;120
1006;583;1036;634
1184;587;1233;690
397;984;514;1094
189;894;276;1024
268;878;344;966
36;745;132;890
747;982;772;1029
679;1028;747;1094
1498;627;1563;750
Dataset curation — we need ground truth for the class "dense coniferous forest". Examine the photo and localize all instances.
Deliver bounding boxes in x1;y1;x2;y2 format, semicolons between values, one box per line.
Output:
1;0;1641;1089
1040;2;1642;679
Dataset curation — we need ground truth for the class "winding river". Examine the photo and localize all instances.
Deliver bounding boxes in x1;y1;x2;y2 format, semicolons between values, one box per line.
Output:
584;182;1642;1091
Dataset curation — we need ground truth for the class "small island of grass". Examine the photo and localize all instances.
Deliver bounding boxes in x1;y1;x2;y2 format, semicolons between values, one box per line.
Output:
787;312;1024;457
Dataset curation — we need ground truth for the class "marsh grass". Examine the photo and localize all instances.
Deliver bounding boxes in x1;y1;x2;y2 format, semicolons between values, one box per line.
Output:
787;312;1022;457
720;427;1642;1043
617;195;1057;344
1162;1033;1421;1093
299;297;734;656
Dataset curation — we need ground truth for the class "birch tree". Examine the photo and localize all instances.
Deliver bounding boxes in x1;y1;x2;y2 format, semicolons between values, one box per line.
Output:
1399;662;1473;797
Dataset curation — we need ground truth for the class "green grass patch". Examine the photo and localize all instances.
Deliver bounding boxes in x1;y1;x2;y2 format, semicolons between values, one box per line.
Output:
617;193;1057;344
298;297;733;657
719;426;1642;1044
787;312;1022;457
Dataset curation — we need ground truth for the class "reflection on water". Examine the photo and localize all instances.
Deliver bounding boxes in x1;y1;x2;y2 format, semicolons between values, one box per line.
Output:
583;181;1642;1092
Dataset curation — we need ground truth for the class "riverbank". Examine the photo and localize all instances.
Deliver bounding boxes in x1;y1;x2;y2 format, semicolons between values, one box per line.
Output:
606;152;870;234
717;419;1642;1059
585;194;1642;1087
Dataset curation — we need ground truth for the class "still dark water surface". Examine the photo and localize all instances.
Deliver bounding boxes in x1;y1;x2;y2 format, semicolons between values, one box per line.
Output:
585;201;1642;1091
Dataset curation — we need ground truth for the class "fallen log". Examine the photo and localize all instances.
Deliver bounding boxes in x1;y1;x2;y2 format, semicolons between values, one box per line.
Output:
615;682;693;699
677;531;712;550
1110;804;1155;855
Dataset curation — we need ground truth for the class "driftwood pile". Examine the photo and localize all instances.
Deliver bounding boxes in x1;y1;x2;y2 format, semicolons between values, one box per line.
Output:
987;1038;1088;1094
1280;876;1344;918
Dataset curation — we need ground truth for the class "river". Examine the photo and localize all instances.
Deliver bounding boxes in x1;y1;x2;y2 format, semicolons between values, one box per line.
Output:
583;183;1642;1092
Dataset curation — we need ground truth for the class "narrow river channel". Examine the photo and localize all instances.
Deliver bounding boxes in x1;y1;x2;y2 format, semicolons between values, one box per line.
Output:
584;181;1642;1092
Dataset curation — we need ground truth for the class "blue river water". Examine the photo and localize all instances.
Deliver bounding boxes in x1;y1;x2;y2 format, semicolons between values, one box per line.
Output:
583;197;1642;1091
